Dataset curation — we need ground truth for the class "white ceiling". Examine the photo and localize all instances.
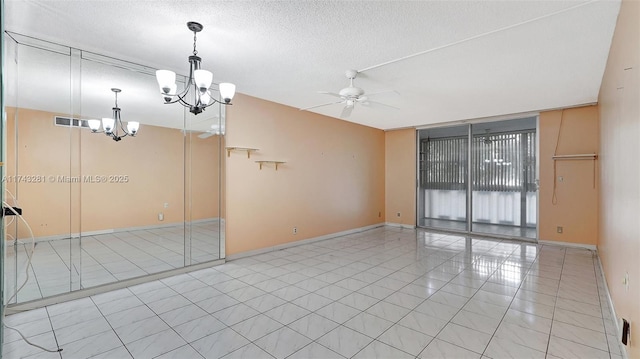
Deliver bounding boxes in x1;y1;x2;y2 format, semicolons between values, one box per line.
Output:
4;0;621;130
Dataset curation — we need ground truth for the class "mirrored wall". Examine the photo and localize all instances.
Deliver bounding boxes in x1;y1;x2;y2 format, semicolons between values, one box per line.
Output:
3;32;225;305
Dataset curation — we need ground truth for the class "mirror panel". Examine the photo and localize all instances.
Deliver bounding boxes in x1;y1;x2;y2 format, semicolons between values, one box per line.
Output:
3;33;225;304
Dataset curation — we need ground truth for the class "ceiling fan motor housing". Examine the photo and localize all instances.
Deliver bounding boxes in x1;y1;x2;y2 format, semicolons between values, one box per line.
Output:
339;86;365;98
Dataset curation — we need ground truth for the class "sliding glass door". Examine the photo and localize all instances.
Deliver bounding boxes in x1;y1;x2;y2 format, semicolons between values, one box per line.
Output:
417;117;537;240
418;125;469;232
470;120;537;238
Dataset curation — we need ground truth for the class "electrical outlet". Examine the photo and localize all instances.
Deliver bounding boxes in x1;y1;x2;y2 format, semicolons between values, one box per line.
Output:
158;212;164;221
557;226;563;234
293;227;297;235
397;212;401;217
378;211;381;218
164;202;169;208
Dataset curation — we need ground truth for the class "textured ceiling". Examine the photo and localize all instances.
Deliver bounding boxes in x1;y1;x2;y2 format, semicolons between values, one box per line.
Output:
4;0;621;130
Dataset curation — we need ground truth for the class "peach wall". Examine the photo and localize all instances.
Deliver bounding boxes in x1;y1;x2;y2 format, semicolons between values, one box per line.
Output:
224;94;385;256
538;106;599;245
4;107;221;239
598;0;640;356
385;129;416;226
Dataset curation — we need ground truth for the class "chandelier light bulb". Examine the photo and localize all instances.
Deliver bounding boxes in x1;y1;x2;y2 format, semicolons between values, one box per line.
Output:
194;69;213;93
156;70;177;94
127;121;140;135
219;83;236;104
88;119;101;132
200;91;212;106
167;83;177;96
102;118;115;134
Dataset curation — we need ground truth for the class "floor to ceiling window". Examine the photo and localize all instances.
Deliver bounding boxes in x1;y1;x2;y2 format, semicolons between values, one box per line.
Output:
417;117;538;240
2;32;226;306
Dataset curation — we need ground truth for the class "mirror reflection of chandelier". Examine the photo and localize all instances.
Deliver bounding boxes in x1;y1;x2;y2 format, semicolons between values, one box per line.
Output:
88;88;139;142
155;21;236;115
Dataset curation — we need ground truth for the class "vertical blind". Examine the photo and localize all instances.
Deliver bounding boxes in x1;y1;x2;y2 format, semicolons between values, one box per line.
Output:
420;131;536;192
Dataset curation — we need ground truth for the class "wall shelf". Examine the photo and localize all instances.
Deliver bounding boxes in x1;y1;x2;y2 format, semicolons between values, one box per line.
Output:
552;153;598;160
226;147;259;158
255;161;286;170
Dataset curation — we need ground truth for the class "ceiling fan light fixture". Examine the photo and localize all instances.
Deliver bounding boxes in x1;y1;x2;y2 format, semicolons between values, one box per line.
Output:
156;21;236;115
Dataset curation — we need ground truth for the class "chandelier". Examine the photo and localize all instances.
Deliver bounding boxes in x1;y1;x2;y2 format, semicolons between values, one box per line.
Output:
88;88;139;141
155;21;236;115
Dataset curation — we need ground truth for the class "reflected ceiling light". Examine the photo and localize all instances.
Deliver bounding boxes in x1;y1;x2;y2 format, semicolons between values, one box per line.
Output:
155;21;236;115
88;88;139;142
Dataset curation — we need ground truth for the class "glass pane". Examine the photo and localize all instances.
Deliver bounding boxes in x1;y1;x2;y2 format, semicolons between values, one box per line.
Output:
2;26;11;343
4;41;74;303
418;125;468;231
79;55;186;288
471;118;537;239
185;103;223;265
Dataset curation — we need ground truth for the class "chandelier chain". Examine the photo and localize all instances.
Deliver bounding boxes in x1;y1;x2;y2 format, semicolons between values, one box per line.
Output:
193;32;198;56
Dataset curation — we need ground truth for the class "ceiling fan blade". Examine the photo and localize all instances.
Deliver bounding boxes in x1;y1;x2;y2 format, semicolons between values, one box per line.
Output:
300;100;344;111
365;89;399;97
363;100;400;110
340;105;354;118
318;91;343;98
198;132;215;139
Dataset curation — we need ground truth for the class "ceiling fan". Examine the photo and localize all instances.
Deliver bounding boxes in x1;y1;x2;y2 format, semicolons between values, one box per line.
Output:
198;122;224;139
179;116;223;138
300;69;398;118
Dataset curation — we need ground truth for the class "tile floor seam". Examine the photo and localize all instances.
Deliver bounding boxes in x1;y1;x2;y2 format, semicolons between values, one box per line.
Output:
41;306;64;358
543;246;567;358
479;246;544;358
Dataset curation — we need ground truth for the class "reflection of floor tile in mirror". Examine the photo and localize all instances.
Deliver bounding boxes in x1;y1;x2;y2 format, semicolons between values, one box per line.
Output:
4;221;222;303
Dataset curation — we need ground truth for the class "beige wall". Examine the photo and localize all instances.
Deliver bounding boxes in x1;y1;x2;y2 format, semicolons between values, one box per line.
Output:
385;129;416;226
4;107;221;239
224;94;385;256
538;106;599;245
598;0;640;356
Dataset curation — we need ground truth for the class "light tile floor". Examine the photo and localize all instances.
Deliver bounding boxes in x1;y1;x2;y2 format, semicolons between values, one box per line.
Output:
4;221;222;303
2;226;624;359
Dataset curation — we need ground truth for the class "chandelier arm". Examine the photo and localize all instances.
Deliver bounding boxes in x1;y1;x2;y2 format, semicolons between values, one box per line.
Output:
118;119;131;137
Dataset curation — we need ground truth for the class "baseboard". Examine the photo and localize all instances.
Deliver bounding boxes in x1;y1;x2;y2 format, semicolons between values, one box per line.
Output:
538;239;597;251
8;218;221;244
384;222;416;230
226;223;385;261
596;254;628;359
